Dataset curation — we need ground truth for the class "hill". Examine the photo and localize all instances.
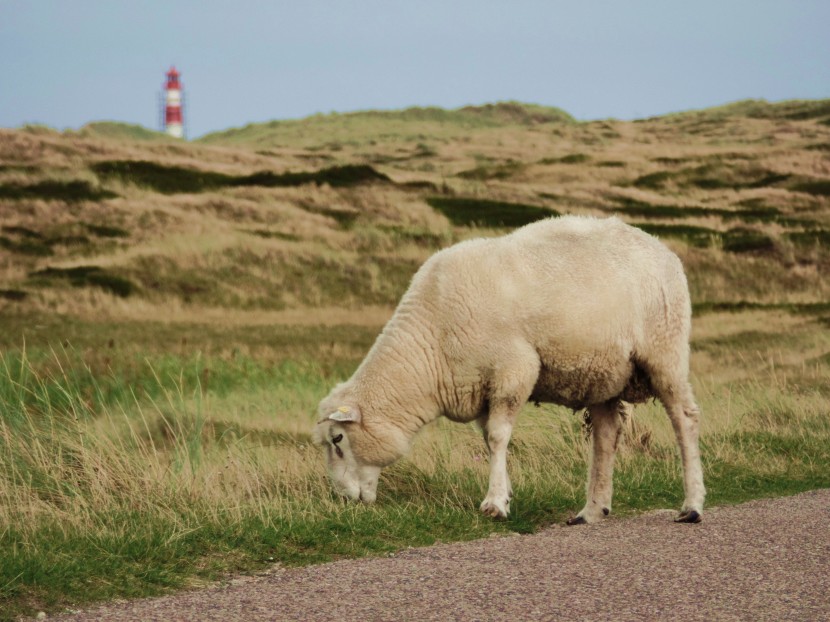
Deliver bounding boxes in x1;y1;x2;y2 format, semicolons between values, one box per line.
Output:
77;121;171;142
197;101;575;149
0;99;829;321
656;98;830;123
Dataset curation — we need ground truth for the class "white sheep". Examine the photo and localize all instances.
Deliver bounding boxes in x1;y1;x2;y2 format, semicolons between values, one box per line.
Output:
315;215;705;524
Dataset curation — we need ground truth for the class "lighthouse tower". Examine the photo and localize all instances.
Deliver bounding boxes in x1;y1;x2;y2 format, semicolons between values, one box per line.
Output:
163;66;184;138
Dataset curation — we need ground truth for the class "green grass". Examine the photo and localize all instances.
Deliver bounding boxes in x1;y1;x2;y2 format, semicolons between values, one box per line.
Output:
2;310;830;620
0;312;380;376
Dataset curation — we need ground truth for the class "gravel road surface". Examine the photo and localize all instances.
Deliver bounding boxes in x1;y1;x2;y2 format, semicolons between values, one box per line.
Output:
54;489;830;621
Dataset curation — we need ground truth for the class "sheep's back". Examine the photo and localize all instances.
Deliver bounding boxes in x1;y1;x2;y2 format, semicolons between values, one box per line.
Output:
406;216;689;408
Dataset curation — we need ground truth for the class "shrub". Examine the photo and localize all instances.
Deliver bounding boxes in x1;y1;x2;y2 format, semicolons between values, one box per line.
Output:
232;164;391;188
786;230;830;247
0;289;27;301
92;161;393;194
790;179;830;197
0;180;117;202
722;228;776;254
632;171;673;189
0;236;53;256
30;266;135;297
426;197;559;228
91;160;231;194
456;162;524;181
539;153;591;165
610;197;723;219
631;223;718;248
559;153;591;164
84;223;130;238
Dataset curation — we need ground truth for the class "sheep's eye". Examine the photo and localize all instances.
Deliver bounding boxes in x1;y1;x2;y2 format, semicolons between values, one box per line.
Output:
332;434;343;444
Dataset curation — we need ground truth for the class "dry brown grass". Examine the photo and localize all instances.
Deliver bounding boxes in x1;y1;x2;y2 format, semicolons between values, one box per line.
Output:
1;102;829;321
5;305;823;538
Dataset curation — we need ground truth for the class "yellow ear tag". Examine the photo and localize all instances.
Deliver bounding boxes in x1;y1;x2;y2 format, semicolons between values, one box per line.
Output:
337;406;351;414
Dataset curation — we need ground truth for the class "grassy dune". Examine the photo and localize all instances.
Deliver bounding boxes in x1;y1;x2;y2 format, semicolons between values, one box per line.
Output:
1;99;830;619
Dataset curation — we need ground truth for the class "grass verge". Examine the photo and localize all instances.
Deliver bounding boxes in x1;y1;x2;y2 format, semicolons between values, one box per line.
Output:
2;310;829;620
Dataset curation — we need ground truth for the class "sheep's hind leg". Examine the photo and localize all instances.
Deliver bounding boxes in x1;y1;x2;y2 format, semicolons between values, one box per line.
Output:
567;400;627;525
660;383;705;523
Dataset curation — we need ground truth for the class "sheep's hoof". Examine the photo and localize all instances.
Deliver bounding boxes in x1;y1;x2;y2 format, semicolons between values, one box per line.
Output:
674;510;702;524
480;500;509;519
566;515;587;526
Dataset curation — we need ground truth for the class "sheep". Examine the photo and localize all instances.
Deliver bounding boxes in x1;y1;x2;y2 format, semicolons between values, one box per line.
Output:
314;215;705;524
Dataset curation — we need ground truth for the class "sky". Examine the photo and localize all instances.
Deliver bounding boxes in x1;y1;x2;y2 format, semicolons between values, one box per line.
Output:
1;1;829;139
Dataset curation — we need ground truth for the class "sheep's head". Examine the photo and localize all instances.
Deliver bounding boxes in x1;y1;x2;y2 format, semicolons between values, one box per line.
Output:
314;404;382;503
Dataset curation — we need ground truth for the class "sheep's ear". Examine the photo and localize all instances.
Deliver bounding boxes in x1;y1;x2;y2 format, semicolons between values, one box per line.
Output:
328;405;361;423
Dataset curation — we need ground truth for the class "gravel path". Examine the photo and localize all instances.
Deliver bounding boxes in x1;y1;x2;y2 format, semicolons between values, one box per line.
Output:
55;490;830;621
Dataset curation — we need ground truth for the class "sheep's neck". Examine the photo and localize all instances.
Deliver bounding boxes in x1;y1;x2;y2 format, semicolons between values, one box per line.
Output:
354;312;442;436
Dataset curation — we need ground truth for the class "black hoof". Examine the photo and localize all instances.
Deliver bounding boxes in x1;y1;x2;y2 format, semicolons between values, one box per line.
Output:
566;515;587;526
674;510;702;524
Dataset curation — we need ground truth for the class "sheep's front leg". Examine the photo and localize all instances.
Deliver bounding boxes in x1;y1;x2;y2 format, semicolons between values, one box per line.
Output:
567;400;626;525
479;408;515;518
479;391;533;519
479;351;539;519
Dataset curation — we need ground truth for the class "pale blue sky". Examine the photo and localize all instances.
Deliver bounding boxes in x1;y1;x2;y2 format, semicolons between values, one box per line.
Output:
1;1;828;138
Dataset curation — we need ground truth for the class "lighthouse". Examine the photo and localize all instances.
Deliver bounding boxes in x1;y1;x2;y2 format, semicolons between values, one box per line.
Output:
163;66;184;138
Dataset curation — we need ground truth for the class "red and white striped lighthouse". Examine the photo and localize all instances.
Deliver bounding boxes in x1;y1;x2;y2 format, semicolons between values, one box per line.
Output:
163;66;184;138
